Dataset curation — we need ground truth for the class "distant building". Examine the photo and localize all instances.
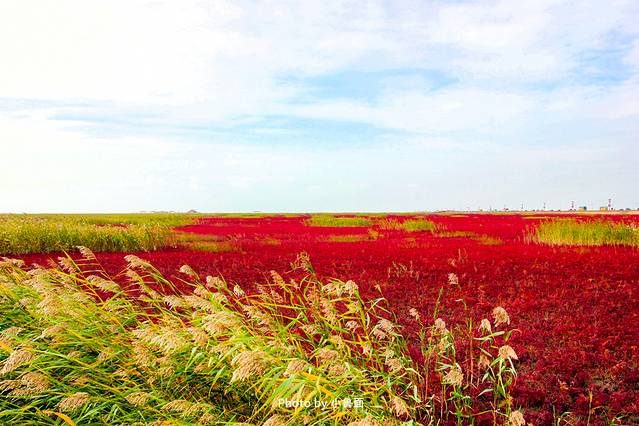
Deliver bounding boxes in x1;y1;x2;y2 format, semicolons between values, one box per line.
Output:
578;206;587;211
599;206;609;211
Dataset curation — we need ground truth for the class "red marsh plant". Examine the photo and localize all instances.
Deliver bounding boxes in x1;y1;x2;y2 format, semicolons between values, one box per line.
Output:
0;249;523;425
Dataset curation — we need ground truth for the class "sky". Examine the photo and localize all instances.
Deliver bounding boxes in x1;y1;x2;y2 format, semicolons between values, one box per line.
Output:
1;0;638;213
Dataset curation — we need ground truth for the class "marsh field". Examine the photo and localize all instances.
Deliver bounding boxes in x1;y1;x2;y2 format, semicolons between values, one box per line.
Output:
1;212;638;425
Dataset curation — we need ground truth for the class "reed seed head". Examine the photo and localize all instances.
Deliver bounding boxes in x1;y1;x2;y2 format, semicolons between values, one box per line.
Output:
343;279;358;296
479;318;492;333
125;391;151;407
509;410;525;426
443;365;464;386
300;324;319;336
492;306;511;326
378;319;395;333
372;328;388;340
202;312;241;335
315;348;339;364
385;357;403;372
162;399;192;413
124;255;149;269
448;273;459;286
57;392;89;412
479;353;491;369
205;275;225;290
21;372;49;392
179;264;198;278
230;350;267;383
434;318;447;334
233;284;245;297
77;246;96;260
163;295;186;309
391;395;409;417
1;347;35;375
86;275;119;292
499;345;518;361
270;270;286;286
327;362;348;377
284;359;307;377
183;295;214;312
409;308;420;322
345;320;359;331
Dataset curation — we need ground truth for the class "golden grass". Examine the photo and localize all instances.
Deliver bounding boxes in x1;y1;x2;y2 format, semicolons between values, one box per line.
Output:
436;231;477;238
376;218;437;232
259;237;282;246
305;215;372;227
183;241;241;252
528;219;639;247
398;219;437;232
0;217;174;255
0;213;201;227
320;234;370;243
475;235;503;245
435;231;502;245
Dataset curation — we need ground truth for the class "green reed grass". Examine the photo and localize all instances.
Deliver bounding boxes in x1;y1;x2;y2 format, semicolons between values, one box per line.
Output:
320;234;370;243
377;218;437;233
0;218;175;255
1;213;202;227
528;219;639;247
305;215;373;227
0;251;524;425
399;219;437;232
184;241;241;252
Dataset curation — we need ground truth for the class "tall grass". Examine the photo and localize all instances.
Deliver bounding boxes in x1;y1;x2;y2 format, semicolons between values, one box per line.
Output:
377;218;437;232
402;219;437;232
0;213;201;227
305;215;373;227
528;219;639;247
0;251;524;425
0;217;174;254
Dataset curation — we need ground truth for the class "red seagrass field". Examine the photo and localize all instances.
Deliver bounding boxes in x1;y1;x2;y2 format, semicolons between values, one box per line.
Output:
15;212;639;424
4;2;639;425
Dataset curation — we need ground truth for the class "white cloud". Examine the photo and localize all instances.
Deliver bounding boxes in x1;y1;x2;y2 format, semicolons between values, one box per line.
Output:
287;86;535;135
1;1;634;103
1;0;638;211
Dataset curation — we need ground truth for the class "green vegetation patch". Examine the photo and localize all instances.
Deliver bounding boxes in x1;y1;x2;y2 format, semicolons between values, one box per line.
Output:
528;219;639;247
0;217;175;254
1;213;202;227
400;219;438;232
376;218;437;232
305;215;372;227
320;234;370;243
184;241;241;252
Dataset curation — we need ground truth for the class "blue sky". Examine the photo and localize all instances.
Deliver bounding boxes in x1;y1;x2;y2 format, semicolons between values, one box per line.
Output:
1;0;638;213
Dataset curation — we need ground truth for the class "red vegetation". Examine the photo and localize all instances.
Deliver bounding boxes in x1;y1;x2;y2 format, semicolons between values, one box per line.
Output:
19;213;639;423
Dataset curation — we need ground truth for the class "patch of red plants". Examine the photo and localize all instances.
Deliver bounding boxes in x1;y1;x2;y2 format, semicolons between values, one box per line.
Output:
18;213;639;423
